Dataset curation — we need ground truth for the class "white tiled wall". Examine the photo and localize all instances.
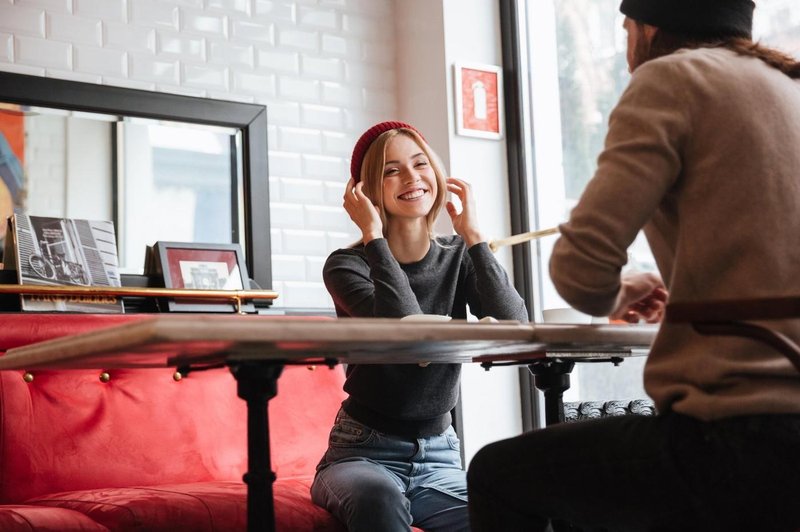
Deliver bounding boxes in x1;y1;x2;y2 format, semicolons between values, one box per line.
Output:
0;0;398;309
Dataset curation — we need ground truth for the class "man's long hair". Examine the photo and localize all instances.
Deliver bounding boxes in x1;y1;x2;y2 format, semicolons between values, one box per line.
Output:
634;25;800;79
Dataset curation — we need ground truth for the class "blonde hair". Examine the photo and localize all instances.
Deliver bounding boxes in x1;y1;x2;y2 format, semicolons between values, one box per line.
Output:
357;128;448;241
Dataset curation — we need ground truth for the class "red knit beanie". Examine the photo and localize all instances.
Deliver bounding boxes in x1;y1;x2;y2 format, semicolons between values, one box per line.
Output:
350;121;424;182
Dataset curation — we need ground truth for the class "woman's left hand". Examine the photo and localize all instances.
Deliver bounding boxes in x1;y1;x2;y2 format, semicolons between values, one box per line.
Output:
446;177;485;247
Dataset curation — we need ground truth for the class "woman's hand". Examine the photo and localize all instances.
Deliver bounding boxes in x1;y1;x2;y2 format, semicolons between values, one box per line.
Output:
446;177;485;247
343;178;383;243
610;271;668;324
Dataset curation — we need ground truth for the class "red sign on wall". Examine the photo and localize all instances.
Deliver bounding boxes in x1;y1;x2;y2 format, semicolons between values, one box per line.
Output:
454;63;504;140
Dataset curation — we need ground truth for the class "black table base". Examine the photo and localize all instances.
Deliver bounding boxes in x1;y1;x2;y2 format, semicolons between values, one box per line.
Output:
231;362;284;532
528;360;576;426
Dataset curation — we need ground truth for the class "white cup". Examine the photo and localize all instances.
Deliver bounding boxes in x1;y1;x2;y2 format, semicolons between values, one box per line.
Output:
400;314;452;323
541;307;593;324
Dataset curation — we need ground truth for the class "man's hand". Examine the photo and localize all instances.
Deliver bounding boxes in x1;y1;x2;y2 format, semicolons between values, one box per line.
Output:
610;271;668;323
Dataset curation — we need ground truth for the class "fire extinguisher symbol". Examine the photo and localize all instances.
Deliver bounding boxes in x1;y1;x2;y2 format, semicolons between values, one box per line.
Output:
472;80;487;120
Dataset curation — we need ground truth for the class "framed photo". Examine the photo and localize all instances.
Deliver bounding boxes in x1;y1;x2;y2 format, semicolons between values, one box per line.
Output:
453;62;504;140
155;241;253;313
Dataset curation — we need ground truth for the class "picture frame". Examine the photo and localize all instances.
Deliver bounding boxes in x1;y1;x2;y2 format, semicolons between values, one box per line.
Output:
154;241;253;313
453;62;504;140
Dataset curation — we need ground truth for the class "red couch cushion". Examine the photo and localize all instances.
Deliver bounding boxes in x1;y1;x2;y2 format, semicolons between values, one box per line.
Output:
26;479;347;532
0;505;108;531
27;481;248;532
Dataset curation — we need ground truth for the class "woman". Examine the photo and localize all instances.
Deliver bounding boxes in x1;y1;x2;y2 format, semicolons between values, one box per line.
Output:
311;121;528;531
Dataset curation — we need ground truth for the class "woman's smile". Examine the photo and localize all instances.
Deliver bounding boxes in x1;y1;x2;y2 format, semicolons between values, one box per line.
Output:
398;188;428;201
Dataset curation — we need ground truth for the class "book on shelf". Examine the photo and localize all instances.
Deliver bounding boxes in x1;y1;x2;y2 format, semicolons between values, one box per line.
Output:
2;213;124;313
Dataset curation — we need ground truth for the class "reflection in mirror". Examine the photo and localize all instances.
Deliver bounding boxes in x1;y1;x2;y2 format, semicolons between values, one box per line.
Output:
0;106;25;249
119;119;242;273
3;105;114;225
0;105;244;274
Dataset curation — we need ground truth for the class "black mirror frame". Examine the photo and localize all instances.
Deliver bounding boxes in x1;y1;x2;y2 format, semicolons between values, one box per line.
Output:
0;70;271;290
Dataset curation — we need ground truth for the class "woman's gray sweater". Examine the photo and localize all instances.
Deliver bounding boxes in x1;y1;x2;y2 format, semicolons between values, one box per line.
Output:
323;235;528;438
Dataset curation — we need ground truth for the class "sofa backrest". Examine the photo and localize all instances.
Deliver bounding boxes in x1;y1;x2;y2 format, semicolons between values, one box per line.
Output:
269;364;347;479
0;315;346;503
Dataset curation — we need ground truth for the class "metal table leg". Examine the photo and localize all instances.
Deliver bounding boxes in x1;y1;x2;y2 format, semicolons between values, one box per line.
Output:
230;362;284;532
528;360;575;426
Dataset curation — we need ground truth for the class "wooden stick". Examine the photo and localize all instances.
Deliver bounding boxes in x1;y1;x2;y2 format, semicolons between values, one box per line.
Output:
488;227;560;253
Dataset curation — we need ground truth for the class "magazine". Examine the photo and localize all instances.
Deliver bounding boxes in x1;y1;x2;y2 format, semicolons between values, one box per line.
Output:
3;214;124;313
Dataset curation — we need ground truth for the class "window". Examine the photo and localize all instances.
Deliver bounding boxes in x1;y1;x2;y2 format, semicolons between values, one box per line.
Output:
519;0;800;404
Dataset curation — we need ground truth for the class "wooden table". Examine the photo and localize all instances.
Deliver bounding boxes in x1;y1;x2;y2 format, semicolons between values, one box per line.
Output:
0;315;656;532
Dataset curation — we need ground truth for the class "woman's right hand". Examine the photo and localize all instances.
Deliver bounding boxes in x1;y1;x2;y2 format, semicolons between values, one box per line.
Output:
343;178;383;243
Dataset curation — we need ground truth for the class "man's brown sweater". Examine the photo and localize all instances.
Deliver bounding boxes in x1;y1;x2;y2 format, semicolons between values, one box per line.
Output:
551;47;800;420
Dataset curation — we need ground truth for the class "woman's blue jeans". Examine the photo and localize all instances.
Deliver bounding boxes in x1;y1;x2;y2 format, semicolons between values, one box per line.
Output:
311;408;470;531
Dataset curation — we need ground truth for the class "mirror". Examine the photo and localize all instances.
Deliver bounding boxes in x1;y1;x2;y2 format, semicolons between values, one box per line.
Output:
0;71;270;289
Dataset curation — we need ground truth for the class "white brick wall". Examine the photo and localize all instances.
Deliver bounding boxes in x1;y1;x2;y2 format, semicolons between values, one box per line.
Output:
0;0;398;310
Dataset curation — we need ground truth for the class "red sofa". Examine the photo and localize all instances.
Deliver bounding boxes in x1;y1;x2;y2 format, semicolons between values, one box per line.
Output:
0;314;351;531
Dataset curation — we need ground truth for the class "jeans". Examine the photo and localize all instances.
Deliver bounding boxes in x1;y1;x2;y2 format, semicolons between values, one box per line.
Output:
467;412;800;532
311;408;470;532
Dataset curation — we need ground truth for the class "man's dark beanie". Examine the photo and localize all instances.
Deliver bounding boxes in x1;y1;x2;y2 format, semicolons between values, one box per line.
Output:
619;0;755;39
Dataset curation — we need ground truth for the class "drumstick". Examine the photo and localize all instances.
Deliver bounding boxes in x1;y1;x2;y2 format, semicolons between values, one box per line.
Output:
488;227;560;253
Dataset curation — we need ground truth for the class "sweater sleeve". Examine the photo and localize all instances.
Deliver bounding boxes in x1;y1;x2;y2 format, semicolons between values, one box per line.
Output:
464;242;529;322
549;58;690;316
323;238;423;318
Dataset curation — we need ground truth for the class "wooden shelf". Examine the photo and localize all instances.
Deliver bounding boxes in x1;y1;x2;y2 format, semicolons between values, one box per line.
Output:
0;284;278;314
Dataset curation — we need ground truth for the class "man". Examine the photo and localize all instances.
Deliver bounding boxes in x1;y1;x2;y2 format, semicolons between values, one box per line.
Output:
468;1;800;530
